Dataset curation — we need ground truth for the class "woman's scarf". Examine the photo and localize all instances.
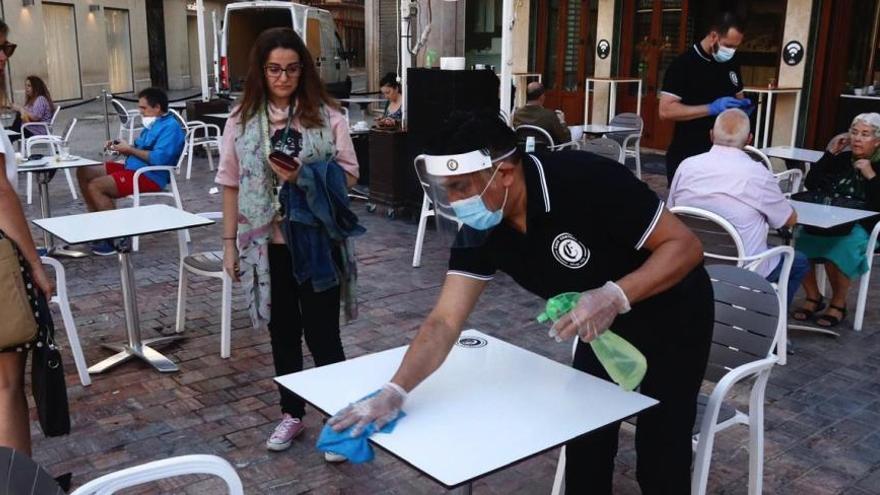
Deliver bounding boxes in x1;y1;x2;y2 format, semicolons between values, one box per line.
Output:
234;102;338;327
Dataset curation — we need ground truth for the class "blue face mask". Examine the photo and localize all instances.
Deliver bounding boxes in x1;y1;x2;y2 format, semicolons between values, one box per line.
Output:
450;169;508;230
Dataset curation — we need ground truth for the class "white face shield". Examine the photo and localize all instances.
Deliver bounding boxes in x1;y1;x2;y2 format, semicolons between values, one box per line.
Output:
414;148;516;248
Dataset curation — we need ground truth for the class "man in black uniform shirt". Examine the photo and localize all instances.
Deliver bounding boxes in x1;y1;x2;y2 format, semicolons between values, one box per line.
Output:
660;12;752;184
329;112;715;494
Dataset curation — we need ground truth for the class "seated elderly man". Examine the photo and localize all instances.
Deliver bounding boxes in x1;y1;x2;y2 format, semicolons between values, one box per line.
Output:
512;82;571;146
668;108;809;305
76;87;185;255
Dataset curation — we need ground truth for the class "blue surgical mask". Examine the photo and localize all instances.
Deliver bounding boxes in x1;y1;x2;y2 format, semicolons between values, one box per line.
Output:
713;45;736;63
450;168;509;230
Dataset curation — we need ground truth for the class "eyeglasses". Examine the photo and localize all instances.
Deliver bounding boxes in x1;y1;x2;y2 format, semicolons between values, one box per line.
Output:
264;63;302;79
0;42;17;57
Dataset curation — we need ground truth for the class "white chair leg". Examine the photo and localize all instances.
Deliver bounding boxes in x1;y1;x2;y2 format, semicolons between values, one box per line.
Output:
41;257;90;386
748;373;770;495
207;144;216;171
175;264;188;334
186;140;195;180
26;172;33;204
412;194;431;268
550;446;566;495
221;274;232;358
816;264;827;298
634;146;642;180
64;168;78;200
170;177;190;243
854;267;872;331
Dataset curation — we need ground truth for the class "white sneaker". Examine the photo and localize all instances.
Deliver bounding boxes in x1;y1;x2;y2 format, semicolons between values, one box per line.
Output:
323;451;347;463
266;414;304;452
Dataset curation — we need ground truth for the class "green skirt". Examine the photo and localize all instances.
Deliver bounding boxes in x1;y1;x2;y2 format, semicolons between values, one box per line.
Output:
795;224;870;279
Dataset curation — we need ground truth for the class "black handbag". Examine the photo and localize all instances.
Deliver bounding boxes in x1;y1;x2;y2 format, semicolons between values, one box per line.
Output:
30;293;70;437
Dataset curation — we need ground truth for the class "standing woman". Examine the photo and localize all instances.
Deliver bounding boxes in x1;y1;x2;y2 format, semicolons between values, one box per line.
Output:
0;19;55;455
11;75;55;138
215;27;360;457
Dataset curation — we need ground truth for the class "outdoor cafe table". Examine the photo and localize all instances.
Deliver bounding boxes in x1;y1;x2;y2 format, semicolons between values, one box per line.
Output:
582;124;639;136
204;112;231;120
17;155;102;258
761;146;824;175
788;200;880;336
339;97;385;114
276;329;657;494
32;204;213;374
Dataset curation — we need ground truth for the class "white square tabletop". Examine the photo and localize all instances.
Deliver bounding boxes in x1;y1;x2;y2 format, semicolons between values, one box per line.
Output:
16;156;101;173
790;200;879;229
761;146;824;163
276;329;657;488
204;113;231;119
32;204;213;244
582;124;639;135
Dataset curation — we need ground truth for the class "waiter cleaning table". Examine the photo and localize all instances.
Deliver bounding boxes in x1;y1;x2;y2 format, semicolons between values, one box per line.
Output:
326;111;715;494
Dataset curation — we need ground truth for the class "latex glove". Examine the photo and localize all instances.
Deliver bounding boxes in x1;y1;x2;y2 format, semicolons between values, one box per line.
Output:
549;281;631;343
328;382;407;437
739;98;755;116
708;96;748;116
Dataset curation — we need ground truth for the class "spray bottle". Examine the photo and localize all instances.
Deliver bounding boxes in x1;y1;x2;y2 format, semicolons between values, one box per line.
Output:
537;292;647;391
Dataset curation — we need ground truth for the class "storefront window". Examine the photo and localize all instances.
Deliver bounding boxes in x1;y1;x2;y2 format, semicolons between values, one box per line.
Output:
846;1;880;90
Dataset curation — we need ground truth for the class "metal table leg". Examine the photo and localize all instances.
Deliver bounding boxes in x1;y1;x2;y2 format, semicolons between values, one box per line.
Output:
88;244;183;374
35;169;86;258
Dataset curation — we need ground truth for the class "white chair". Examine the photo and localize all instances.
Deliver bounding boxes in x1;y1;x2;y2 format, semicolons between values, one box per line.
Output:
550;262;792;495
41;256;90;386
774;168;803;197
70;454;243;495
23;118;79;205
580;137;625;164
606;113;644;178
744;145;773;172
670;205;793;362
412;180;462;268
169;109;222;180
175;212;233;358
514;125;579;152
20;105;61;138
111;98;142;142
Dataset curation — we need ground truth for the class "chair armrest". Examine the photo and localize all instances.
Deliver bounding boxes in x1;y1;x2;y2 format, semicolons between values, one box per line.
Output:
21;122;52;134
132;165;175;198
552;141;580;151
696;357;777;439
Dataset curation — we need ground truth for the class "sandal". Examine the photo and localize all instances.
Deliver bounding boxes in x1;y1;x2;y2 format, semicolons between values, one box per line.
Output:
792;296;825;321
816;304;847;328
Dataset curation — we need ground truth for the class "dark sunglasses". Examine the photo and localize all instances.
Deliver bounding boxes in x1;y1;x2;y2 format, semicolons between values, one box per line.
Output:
0;42;17;57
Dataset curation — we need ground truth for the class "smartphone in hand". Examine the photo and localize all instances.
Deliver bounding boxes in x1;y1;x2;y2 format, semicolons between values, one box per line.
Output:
269;151;300;171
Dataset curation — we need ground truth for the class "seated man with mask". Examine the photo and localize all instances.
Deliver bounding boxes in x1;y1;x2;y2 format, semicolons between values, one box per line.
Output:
76;87;185;255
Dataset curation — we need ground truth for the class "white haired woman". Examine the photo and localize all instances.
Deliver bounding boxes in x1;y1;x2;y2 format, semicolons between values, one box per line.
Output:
793;113;880;328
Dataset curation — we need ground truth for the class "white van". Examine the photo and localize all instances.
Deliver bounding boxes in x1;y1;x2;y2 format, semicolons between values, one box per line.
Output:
214;1;351;98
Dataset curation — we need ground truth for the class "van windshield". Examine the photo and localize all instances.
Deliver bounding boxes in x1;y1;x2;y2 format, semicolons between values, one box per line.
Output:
226;8;294;91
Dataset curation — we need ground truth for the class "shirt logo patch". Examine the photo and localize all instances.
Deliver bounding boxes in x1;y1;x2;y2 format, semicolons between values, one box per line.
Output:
729;71;739;87
551;233;590;269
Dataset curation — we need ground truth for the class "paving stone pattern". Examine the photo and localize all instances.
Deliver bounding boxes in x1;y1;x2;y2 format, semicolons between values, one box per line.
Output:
16;101;880;494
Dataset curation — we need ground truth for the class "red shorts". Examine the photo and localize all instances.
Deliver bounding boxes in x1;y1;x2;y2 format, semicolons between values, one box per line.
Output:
105;162;161;197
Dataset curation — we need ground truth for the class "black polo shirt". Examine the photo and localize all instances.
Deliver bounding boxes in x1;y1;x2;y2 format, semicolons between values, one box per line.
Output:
662;43;744;174
448;151;709;340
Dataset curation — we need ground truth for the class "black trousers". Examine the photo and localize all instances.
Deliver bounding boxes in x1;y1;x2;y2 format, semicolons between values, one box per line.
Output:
268;244;345;418
565;269;714;495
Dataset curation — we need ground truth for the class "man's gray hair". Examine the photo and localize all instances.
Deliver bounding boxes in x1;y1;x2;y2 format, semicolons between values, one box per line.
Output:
712;108;751;148
852;113;880;137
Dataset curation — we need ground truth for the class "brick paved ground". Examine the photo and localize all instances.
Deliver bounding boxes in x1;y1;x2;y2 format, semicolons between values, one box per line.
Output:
14;100;880;494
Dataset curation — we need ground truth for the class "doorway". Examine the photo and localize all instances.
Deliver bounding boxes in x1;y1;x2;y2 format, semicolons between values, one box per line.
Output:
535;0;599;124
106;8;133;94
619;0;691;149
42;3;83;100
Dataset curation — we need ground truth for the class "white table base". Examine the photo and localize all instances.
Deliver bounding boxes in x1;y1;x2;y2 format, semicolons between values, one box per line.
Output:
88;244;183;374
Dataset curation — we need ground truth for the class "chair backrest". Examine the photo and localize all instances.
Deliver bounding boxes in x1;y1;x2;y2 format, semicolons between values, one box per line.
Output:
515;124;555;150
61;118;77;141
670;206;745;265
743;145;773;172
705;265;781;382
70;455;243;495
775;168;803;197
111;99;130;124
608;112;643;133
580;137;624;164
168;109;188;130
49;105;61;126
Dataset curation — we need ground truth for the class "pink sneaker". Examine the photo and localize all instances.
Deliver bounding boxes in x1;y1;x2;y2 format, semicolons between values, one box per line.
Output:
266;414;304;451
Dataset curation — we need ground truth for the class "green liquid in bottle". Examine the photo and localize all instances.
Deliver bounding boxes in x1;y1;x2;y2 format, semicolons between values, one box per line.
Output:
537;292;647;391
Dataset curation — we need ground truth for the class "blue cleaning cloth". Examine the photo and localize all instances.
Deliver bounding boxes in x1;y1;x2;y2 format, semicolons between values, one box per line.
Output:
316;392;405;463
